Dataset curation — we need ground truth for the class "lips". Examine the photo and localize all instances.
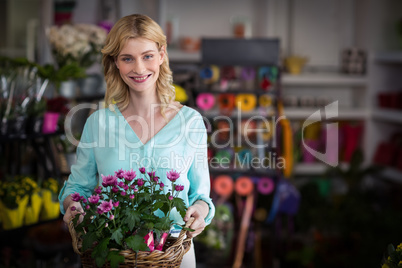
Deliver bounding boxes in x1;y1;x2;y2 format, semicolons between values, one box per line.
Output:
130;74;152;83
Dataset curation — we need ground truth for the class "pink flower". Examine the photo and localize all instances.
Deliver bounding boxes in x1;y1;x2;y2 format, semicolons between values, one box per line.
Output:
101;174;117;187
147;171;156;179
137;178;145;187
112;186;119;193
123;185;129;191
94;186;102;194
71;206;76;211
159;182;164;188
71;192;82;202
86;205;90;209
109;214;115;220
152;176;159;183
129;195;135;199
175;185;184;192
131;184;137;190
168;196;173;200
115;169;124;179
121;191;126;196
83;198;87;203
88;194;100;204
113;201;119;207
124;169;137;181
98;200;113;214
167;170;180;182
118;181;125;188
139;167;146;174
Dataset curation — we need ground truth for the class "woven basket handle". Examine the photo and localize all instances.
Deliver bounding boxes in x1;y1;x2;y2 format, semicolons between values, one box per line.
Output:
171;217;195;247
68;218;82;255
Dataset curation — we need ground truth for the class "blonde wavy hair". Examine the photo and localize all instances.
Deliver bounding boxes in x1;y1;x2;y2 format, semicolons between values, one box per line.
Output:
101;14;175;117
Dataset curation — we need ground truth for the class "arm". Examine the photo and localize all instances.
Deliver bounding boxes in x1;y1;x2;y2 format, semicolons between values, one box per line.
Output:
185;120;215;237
58;115;98;223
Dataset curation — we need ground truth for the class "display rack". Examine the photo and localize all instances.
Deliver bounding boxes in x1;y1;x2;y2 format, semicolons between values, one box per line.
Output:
186;38;285;267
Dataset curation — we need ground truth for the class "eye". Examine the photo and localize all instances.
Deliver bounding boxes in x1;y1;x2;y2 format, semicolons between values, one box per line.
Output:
122;57;132;62
144;54;154;60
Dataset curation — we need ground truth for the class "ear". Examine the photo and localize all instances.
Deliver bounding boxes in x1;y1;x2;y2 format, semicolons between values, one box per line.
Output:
114;57;119;69
159;46;166;65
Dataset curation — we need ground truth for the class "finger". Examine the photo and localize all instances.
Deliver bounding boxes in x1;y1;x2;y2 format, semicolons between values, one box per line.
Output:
184;208;195;221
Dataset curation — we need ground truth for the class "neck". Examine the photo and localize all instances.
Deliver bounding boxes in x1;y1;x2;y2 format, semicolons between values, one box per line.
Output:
126;90;161;118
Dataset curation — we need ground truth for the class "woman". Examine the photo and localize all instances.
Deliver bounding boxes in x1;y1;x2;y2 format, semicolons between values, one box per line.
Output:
59;14;215;267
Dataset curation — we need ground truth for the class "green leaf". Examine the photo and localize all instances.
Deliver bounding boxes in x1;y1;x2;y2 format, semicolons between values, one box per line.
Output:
153;201;164;211
123;210;140;231
82;232;98;251
172;198;187;218
125;234;149;252
107;251;125;268
92;237;110;267
111;228;123;246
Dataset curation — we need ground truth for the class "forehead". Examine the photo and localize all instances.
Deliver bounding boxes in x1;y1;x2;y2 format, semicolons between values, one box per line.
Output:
119;37;158;54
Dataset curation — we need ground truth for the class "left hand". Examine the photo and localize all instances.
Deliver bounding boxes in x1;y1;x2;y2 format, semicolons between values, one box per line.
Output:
183;201;209;238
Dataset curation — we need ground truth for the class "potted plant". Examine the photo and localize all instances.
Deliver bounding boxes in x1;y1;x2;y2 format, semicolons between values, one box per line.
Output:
0;177;30;230
47;24;107;97
37;63;86;98
70;167;193;268
23;176;43;225
40;177;61;221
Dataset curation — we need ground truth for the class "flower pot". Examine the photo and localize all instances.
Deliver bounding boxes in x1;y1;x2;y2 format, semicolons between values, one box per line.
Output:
59;80;78;99
0;196;29;230
40;189;60;220
42;112;60;134
78;74;103;96
24;193;43;225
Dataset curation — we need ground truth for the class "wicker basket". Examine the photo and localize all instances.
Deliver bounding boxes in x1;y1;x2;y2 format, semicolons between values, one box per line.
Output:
68;218;194;268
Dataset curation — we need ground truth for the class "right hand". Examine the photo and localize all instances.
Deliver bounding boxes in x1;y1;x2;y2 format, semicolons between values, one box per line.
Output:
63;198;84;225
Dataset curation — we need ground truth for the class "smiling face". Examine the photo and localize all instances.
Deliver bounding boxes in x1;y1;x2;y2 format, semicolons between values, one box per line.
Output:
115;37;165;94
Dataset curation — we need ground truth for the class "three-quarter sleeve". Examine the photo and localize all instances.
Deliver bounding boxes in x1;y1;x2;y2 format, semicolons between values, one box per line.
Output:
187;129;215;225
58;116;98;214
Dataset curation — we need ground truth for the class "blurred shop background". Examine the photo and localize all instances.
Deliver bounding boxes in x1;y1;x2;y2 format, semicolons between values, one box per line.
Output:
1;0;402;267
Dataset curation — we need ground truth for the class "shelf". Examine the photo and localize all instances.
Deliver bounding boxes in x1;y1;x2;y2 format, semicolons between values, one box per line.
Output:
209;166;277;176
167;48;201;63
372;108;402;124
284;108;368;120
282;72;367;86
379;167;402;184
198;108;276;119
294;162;349;175
193;88;277;95
374;51;402;64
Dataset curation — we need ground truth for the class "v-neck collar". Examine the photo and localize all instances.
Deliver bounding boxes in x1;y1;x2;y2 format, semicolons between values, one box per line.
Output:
114;104;186;147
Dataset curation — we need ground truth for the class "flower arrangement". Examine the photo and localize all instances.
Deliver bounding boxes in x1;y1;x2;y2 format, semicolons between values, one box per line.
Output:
382;243;402;268
71;168;190;268
47;24;107;69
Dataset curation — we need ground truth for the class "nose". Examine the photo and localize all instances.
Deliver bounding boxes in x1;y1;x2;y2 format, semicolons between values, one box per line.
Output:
133;59;146;74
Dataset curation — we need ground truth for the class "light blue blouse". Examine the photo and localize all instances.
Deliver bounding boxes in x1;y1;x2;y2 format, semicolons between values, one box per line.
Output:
58;105;215;228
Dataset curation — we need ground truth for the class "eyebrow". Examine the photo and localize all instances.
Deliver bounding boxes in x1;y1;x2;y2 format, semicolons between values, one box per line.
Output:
118;50;157;57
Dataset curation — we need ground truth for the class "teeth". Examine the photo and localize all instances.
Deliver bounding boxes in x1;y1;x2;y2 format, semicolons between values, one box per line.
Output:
132;75;149;81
